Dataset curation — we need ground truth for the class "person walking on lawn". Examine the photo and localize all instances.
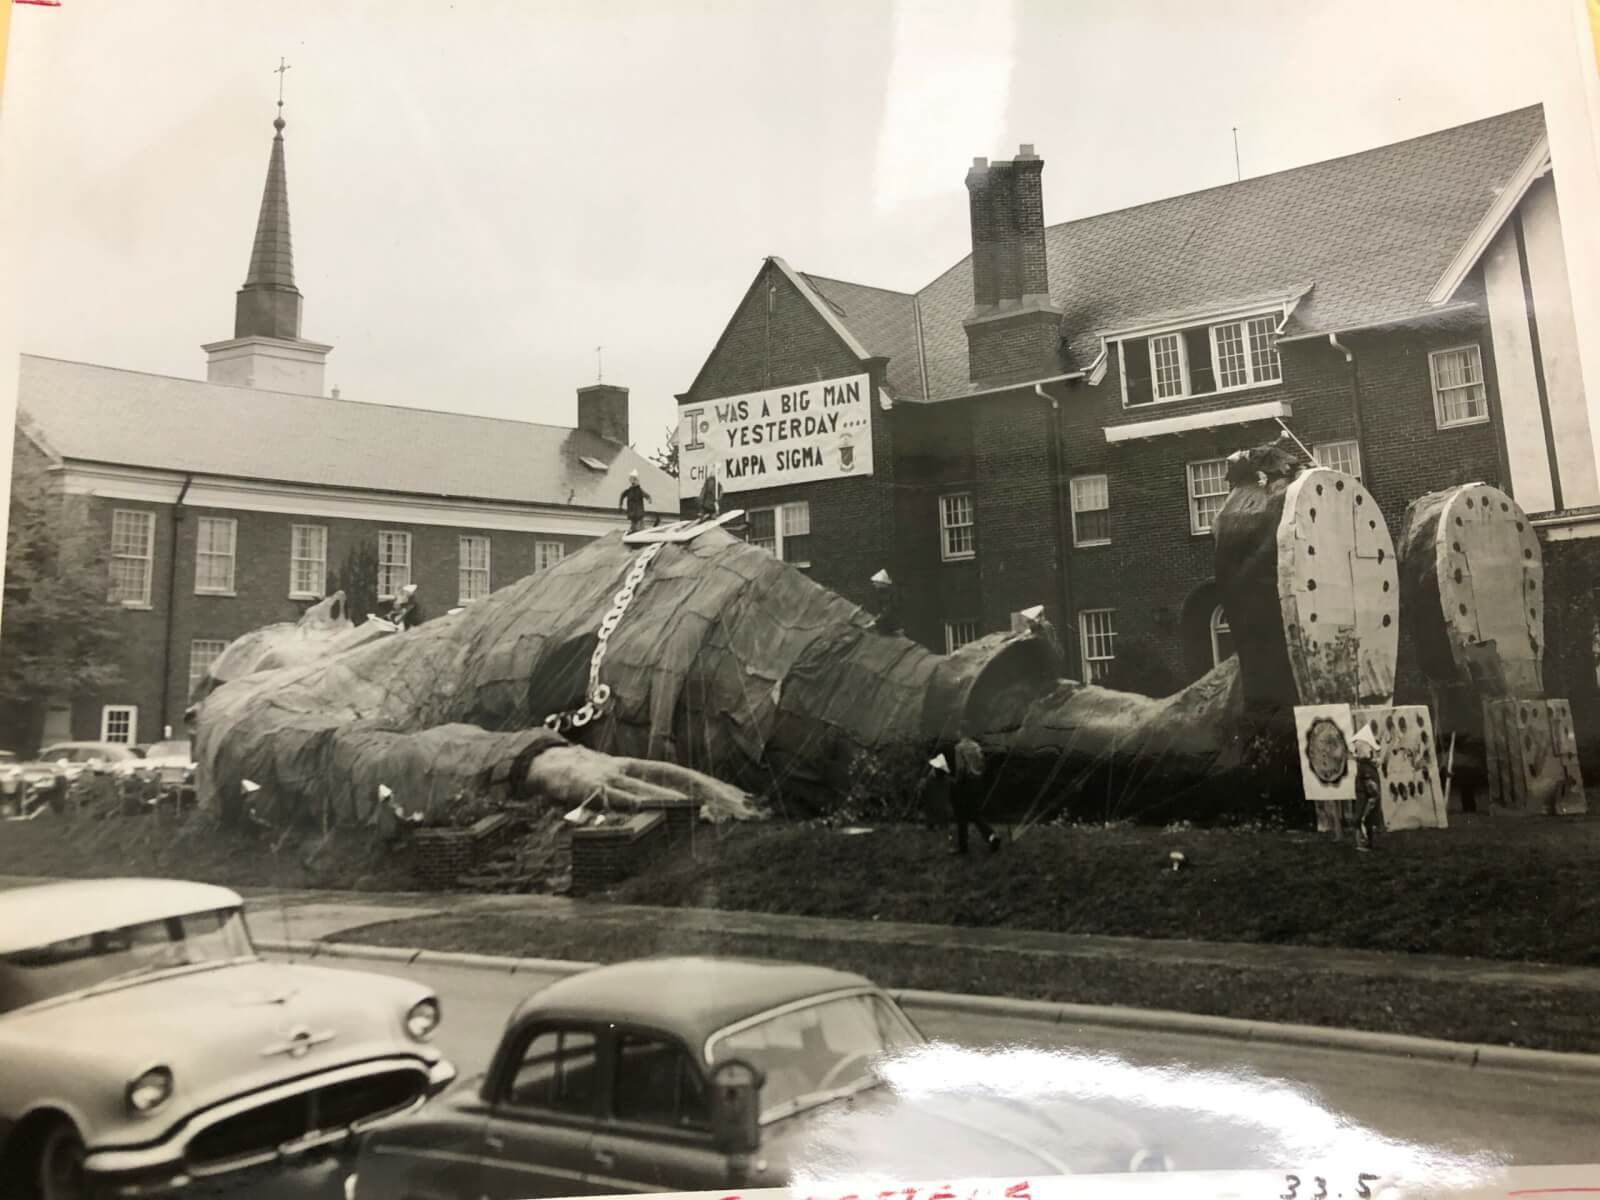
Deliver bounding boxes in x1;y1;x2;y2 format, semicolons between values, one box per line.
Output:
917;753;955;831
952;727;1001;854
1352;722;1383;852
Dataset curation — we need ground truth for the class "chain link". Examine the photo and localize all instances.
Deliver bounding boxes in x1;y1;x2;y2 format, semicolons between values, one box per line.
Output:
543;542;664;734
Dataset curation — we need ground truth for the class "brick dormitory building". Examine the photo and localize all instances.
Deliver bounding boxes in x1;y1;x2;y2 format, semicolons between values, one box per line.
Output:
5;109;673;751
677;105;1600;741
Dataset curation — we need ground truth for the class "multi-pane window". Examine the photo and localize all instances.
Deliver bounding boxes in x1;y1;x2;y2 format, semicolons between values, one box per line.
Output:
194;517;237;595
1210;606;1235;667
459;536;491;603
1246;316;1282;382
1150;333;1187;399
110;509;155;606
188;639;228;696
1430;345;1488;428
945;620;980;654
1212;322;1249;389
1314;439;1363;481
289;524;327;599
535;541;565;572
101;705;138;745
747;502;812;565
1070;475;1110;546
377;531;412;600
939;493;975;560
1212;317;1281;390
1187;459;1231;535
1079;609;1117;684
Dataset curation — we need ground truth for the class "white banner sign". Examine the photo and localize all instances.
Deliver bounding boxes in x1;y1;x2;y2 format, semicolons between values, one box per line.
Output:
678;373;874;498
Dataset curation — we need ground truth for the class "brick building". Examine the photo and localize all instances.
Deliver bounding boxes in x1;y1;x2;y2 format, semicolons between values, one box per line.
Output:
5;110;673;752
679;105;1600;715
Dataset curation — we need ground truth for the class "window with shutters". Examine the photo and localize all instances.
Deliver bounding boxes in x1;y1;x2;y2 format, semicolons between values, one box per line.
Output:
1070;475;1110;546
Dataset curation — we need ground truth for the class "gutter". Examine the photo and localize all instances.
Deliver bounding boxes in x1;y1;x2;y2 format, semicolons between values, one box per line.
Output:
1036;383;1075;645
1326;335;1368;489
934;371;1083;404
157;474;194;738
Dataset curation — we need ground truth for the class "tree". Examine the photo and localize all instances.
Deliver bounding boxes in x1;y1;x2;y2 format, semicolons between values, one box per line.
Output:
329;540;381;624
0;442;125;750
650;425;679;479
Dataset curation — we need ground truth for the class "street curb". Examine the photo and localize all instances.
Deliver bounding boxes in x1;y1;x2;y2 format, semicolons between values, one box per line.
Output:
256;938;1600;1079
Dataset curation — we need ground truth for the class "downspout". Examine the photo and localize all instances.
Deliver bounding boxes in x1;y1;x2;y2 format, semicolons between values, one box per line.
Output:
158;474;193;739
1327;334;1368;486
1036;383;1075;655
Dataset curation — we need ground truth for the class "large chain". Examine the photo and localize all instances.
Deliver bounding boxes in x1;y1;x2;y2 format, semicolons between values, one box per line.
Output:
544;542;665;735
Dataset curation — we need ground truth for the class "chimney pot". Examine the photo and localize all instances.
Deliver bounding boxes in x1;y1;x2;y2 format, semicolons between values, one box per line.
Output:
972;156;988;168
1018;143;1037;159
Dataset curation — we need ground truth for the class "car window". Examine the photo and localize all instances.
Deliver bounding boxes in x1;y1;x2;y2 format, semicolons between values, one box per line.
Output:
147;741;191;759
505;1028;599;1116
612;1033;710;1131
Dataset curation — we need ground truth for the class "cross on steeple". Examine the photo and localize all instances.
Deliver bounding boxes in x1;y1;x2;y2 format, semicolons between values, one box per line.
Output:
274;57;291;110
596;345;604;383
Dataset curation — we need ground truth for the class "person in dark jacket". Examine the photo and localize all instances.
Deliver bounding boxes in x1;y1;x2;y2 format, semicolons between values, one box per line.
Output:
952;727;1000;854
917;753;955;831
1352;722;1383;851
620;470;652;532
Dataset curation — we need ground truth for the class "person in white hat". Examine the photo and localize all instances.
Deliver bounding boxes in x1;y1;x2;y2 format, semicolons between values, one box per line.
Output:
619;468;653;533
1351;722;1382;851
916;752;955;832
390;582;422;630
870;569;899;634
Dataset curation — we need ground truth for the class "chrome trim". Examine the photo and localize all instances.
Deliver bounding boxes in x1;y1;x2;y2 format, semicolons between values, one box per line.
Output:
83;1055;445;1179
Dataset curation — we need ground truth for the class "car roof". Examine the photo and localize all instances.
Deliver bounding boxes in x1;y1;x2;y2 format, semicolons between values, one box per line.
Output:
0;878;244;955
513;957;875;1051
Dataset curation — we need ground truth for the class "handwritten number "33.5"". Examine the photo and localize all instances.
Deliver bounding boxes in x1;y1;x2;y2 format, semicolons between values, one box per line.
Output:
1282;1175;1379;1200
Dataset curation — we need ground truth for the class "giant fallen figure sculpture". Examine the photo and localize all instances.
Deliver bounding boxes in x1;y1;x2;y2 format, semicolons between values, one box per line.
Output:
192;437;1551;829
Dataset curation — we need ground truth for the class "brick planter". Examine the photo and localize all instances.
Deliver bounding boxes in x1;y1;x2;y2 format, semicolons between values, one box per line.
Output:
634;796;700;845
412;812;519;890
570;811;666;896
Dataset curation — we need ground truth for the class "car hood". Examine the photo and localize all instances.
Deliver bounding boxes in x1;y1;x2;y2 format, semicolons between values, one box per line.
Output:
0;958;442;1144
763;1082;1148;1181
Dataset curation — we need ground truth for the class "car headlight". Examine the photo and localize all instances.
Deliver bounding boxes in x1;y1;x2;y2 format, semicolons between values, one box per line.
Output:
1129;1149;1172;1172
405;998;440;1042
127;1066;173;1114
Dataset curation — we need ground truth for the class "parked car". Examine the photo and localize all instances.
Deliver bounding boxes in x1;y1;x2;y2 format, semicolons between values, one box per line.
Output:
135;741;195;790
345;957;1170;1200
0;744;145;820
0;878;456;1199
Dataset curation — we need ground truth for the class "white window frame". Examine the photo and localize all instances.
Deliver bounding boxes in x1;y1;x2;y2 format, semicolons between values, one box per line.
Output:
1116;308;1286;408
193;516;238;596
100;705;138;745
458;535;491;604
1314;439;1364;481
377;531;412;601
1187;459;1231;536
1209;605;1234;667
535;540;566;572
109;509;155;608
1069;474;1110;547
188;639;229;696
1429;344;1490;430
1079;609;1117;683
1148;332;1190;401
939;493;976;562
289;524;328;600
746;501;812;567
944;620;980;654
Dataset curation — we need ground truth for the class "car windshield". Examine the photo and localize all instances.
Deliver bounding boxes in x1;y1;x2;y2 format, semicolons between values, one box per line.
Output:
146;741;191;759
0;907;254;1014
707;991;922;1121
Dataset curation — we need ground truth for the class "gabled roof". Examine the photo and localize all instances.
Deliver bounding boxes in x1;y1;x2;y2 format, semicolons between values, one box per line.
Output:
786;105;1548;404
16;355;675;511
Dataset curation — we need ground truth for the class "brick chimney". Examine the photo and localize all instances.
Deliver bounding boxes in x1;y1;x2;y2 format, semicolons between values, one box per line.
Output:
962;143;1063;384
577;383;630;445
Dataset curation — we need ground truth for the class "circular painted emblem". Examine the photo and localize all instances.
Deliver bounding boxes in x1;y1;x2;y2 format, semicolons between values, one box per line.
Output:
1304;717;1350;786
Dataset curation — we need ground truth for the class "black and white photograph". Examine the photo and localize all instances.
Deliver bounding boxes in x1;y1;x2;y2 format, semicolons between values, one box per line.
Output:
2;2;1600;1198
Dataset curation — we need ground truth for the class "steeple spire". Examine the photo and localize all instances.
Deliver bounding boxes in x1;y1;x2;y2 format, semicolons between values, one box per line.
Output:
234;82;302;340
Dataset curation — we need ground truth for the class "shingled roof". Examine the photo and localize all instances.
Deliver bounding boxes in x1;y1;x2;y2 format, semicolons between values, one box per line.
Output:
16;355;675;511
795;105;1548;404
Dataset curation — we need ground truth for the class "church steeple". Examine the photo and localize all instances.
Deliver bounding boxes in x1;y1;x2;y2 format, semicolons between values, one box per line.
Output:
203;70;333;399
234;104;301;339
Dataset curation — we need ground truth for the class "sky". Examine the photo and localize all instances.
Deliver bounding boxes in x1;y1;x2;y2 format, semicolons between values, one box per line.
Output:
2;0;1599;465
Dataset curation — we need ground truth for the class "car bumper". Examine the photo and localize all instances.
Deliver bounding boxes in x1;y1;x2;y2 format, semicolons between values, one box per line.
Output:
83;1056;457;1197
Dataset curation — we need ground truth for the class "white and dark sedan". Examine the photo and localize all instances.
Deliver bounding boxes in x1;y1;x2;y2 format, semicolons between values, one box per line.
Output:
0;879;456;1200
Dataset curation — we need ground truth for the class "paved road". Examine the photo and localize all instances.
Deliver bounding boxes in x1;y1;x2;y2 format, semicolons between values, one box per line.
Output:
268;952;1599;1170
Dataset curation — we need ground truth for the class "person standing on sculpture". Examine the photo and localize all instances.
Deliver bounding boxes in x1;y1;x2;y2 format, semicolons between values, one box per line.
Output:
952;726;1000;854
620;470;652;533
698;467;723;521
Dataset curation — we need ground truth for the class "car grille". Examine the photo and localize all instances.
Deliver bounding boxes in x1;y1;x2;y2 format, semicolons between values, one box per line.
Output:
185;1068;428;1170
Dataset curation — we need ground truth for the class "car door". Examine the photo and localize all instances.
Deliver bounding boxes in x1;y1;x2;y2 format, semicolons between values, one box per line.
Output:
587;1029;734;1194
477;1023;607;1200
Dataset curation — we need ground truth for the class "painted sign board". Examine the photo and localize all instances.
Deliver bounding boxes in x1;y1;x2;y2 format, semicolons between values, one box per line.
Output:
678;373;874;499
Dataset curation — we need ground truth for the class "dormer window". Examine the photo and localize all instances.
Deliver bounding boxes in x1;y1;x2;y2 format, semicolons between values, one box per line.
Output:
1117;311;1283;407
